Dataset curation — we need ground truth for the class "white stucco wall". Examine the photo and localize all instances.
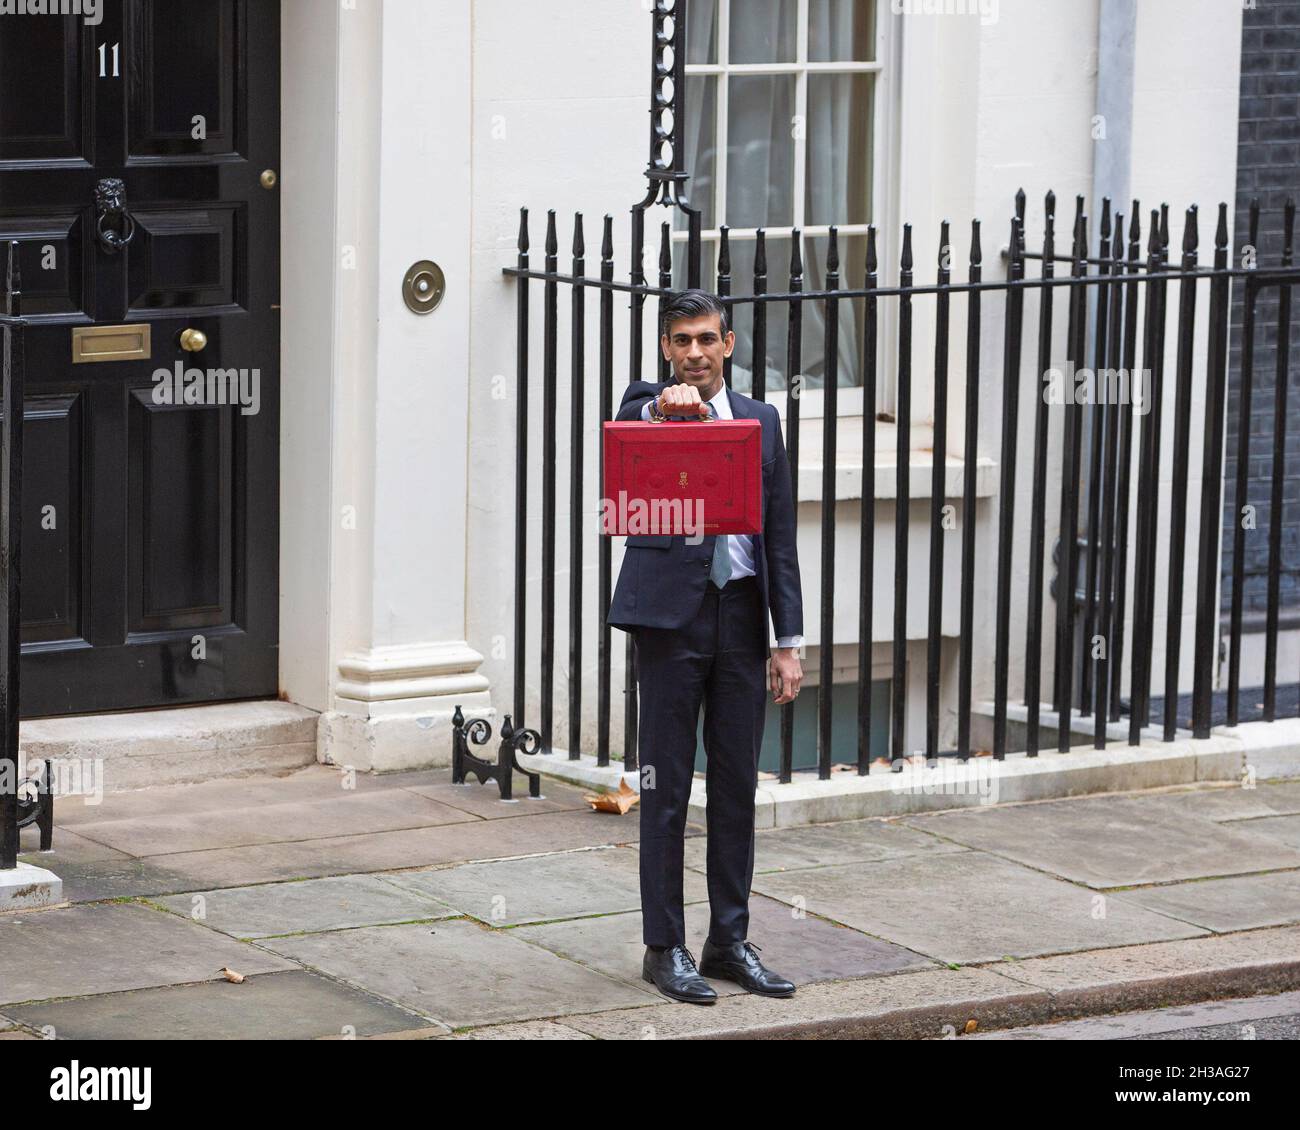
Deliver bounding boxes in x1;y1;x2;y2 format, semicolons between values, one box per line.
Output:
465;0;650;751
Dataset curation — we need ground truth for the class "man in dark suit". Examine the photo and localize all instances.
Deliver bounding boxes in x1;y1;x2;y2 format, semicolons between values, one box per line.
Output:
606;289;804;1005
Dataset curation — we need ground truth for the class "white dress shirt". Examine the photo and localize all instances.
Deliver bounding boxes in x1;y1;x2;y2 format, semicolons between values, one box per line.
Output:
642;384;804;651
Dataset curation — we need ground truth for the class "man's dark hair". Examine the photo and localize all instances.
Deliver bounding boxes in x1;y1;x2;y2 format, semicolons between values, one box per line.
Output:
660;288;729;339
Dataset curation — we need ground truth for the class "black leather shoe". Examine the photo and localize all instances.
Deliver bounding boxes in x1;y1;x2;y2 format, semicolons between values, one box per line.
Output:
698;939;796;997
642;944;718;1005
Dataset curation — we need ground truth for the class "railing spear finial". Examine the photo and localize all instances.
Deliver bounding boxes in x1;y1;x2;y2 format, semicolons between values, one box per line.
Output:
572;212;585;260
1182;203;1199;254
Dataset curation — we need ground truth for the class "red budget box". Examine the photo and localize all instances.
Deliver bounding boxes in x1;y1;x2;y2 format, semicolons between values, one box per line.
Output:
601;418;762;536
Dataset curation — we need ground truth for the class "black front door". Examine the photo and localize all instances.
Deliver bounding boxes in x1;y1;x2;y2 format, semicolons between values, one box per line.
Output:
0;0;280;716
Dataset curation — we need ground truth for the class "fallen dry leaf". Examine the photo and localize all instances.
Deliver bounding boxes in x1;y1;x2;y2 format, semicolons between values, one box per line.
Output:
964;1019;978;1034
584;780;640;815
219;967;245;984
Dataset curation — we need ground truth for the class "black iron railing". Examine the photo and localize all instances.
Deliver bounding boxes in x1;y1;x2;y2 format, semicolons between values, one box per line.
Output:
450;0;1300;796
458;187;1300;787
1229;201;1298;725
1;241;51;871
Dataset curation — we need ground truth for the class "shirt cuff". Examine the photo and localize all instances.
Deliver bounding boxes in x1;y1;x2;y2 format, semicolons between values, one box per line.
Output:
774;635;803;650
640;400;653;421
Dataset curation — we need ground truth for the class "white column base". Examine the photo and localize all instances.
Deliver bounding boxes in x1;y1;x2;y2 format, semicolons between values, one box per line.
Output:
318;641;494;772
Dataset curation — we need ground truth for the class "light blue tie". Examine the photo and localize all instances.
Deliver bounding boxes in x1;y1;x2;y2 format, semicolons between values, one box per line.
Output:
700;398;732;588
709;534;732;588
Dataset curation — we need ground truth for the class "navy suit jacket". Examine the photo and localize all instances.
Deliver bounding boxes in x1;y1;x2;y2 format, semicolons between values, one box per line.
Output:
605;379;803;643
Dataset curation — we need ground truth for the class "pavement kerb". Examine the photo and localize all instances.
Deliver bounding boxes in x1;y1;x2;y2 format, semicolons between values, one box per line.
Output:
428;924;1300;1040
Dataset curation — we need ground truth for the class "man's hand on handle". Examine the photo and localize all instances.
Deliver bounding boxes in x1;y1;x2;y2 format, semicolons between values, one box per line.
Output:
654;383;712;418
769;647;803;705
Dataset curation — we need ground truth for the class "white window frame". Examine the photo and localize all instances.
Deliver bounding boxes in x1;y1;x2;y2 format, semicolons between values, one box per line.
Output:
675;0;904;430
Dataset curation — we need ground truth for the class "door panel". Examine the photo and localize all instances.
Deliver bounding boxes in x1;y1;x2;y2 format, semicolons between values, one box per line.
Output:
1;217;87;317
20;395;85;646
127;0;245;161
127;392;233;632
128;204;241;312
0;15;91;165
0;0;279;717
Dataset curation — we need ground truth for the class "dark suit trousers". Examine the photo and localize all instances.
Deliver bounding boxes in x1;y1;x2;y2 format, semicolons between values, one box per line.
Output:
634;574;769;947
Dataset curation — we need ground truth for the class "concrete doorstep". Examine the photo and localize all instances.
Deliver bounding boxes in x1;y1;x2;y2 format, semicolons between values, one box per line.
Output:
19;701;320;793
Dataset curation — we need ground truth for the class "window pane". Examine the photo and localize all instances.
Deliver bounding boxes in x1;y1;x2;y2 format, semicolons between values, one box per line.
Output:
726;74;796;228
801;233;866;389
805;73;873;226
809;0;876;62
725;237;792;396
729;0;798;63
671;239;718;293
686;0;718;64
677;74;716;231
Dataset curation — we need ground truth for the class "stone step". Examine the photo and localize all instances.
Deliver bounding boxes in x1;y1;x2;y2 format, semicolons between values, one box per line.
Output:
520;734;1246;828
19;701;320;794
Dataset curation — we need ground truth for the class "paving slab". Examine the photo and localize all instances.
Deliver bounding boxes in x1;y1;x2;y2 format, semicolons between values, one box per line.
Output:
405;778;595;819
149;874;460;939
16;856;207;903
69;790;479;856
900;793;1300;888
5;970;439;1040
750;851;1206;965
513;892;934;995
133;810;644;890
45;770;352;828
259;917;658;1028
382;846;706;926
1236;813;1300;851
558;965;1047;1040
983;924;1300;1018
19;825;131;865
1143;781;1300;823
1107;869;1300;933
0;903;297;1006
512;901;741;999
683;817;967;874
46;764;458;828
